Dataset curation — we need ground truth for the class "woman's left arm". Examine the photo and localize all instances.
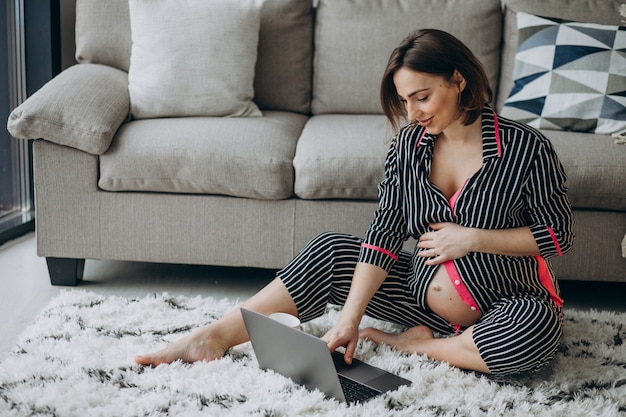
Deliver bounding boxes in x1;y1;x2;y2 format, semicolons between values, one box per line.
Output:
417;223;539;265
419;135;574;265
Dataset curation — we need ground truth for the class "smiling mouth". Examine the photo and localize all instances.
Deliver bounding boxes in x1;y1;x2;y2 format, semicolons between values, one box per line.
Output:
419;117;434;127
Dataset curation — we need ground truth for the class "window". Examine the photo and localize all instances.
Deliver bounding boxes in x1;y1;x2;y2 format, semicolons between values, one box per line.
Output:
0;1;60;245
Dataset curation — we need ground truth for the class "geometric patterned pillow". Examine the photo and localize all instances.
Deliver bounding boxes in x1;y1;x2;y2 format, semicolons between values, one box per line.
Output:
502;12;626;135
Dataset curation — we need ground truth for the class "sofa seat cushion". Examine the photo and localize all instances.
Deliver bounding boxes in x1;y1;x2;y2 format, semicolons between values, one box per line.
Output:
98;111;307;200
546;130;626;211
293;115;391;200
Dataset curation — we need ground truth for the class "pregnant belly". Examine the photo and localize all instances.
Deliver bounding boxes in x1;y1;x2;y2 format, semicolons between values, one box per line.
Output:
426;265;483;327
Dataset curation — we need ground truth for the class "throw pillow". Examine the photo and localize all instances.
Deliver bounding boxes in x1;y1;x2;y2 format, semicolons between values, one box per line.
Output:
502;12;626;135
128;0;262;119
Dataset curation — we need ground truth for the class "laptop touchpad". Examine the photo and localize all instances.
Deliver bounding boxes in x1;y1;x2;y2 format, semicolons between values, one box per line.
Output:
332;352;386;380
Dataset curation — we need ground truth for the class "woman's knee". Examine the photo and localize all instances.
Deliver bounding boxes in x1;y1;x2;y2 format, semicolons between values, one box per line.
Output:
276;232;360;322
308;231;361;251
298;232;362;264
472;297;563;376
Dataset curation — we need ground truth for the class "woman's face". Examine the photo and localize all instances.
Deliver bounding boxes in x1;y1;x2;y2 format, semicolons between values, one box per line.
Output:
393;66;465;135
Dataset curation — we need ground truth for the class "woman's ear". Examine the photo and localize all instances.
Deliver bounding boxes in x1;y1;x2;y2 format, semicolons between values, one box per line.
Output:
453;69;467;93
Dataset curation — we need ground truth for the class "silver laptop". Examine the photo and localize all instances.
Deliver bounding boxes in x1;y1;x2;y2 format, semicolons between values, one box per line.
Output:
241;308;412;403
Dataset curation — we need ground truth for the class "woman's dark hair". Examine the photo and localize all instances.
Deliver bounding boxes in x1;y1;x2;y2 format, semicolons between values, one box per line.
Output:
380;29;493;132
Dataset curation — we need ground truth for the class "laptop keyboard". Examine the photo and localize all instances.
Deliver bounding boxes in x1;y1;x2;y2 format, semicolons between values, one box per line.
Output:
338;374;380;403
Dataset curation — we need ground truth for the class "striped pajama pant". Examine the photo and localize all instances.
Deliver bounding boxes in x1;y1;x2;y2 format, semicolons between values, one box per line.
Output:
277;232;563;376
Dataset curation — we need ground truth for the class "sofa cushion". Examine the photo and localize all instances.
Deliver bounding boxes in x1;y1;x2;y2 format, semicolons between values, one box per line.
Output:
497;0;625;111
312;0;502;115
501;13;626;135
75;0;131;71
7;64;129;155
254;0;313;114
99;112;307;200
127;0;262;119
546;130;626;212
74;0;313;115
293;115;391;200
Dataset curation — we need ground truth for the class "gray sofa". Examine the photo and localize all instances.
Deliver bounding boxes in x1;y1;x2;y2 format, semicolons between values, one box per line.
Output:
7;0;626;286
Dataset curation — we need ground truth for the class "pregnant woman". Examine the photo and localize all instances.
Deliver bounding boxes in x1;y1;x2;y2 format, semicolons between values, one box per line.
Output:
136;29;574;376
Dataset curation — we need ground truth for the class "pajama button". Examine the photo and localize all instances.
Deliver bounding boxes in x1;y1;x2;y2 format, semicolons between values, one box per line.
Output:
470;306;477;311
454;280;461;285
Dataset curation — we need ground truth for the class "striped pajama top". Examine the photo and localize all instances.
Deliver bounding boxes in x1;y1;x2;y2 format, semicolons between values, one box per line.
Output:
358;105;575;313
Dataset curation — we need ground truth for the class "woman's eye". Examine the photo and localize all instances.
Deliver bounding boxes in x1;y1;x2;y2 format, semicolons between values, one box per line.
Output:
417;96;428;102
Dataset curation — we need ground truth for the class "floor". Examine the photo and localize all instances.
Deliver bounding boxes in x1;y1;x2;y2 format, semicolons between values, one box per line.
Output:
1;232;625;361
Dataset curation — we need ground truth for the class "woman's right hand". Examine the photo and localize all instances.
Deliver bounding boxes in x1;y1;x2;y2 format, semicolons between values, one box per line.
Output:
322;262;389;364
321;316;361;365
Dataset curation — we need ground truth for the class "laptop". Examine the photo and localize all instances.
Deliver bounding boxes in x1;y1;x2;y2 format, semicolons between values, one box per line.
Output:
241;308;412;403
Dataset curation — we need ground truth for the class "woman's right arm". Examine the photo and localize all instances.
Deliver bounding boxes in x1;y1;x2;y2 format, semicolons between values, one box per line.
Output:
321;262;388;364
322;133;412;363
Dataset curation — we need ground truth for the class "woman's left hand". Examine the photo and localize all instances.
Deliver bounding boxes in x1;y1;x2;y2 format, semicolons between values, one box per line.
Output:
417;222;474;265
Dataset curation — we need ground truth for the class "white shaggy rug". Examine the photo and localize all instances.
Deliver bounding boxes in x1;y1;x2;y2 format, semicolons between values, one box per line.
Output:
1;290;625;417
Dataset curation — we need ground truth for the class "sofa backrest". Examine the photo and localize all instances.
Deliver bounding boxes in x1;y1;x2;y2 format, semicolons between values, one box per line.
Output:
74;0;314;115
76;0;519;117
311;0;504;115
496;0;626;111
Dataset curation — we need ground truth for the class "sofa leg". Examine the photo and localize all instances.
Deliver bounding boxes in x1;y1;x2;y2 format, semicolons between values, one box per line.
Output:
45;257;85;286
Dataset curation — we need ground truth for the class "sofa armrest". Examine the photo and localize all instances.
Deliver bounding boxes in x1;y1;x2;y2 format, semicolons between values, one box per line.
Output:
7;64;129;155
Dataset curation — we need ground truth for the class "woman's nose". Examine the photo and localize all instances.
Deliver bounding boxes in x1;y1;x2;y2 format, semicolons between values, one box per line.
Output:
406;101;420;122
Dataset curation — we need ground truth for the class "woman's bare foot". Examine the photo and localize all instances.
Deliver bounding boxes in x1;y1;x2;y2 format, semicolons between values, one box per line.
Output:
135;278;298;367
359;325;434;353
135;325;229;366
